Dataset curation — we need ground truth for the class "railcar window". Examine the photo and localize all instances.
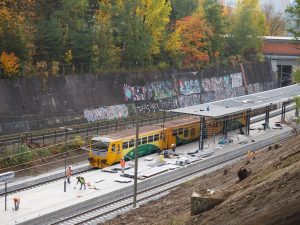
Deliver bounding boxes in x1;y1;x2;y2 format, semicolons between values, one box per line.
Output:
122;142;128;149
172;129;177;136
142;137;147;144
191;128;195;136
111;144;115;152
129;140;134;148
91;140;109;151
138;138;141;145
154;134;159;141
178;128;183;135
148;135;154;142
184;128;189;137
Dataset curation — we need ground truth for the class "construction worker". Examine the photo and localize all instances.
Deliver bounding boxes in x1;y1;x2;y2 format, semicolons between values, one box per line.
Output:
66;165;72;184
171;143;176;152
76;176;86;190
120;157;126;174
13;196;20;211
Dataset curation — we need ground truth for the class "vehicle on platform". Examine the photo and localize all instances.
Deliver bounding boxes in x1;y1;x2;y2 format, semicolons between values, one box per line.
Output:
88;115;246;168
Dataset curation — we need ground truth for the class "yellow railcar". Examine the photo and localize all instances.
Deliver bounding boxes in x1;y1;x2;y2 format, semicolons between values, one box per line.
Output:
88;115;246;168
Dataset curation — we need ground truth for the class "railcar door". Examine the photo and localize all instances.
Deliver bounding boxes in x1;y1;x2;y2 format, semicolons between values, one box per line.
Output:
108;141;122;165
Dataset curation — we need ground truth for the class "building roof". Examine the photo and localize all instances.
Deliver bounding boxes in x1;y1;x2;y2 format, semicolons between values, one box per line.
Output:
169;84;300;118
263;42;300;56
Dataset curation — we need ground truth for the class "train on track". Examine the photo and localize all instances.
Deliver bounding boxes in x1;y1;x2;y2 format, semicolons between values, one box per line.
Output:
88;114;246;168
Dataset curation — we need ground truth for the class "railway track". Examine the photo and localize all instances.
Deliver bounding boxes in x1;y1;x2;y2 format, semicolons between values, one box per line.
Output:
0;112;180;150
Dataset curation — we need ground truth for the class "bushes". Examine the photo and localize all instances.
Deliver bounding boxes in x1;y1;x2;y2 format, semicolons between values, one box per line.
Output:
0;144;34;169
0;135;85;170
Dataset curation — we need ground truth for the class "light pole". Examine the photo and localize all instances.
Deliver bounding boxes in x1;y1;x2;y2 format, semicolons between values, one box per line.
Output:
133;108;140;208
64;154;67;192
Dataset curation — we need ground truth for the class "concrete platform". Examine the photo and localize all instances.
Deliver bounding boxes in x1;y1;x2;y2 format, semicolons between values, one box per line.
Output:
0;111;296;225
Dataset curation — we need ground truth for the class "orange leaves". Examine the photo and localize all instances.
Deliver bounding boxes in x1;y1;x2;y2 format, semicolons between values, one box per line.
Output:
176;13;212;65
0;52;20;76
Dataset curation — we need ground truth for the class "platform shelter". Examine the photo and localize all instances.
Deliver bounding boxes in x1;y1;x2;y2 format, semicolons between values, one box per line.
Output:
169;84;300;150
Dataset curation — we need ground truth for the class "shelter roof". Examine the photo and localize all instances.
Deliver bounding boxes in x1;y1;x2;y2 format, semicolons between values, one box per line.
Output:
169;84;300;118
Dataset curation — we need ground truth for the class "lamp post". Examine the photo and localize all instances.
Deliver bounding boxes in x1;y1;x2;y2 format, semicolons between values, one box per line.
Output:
64;154;67;192
133;108;140;208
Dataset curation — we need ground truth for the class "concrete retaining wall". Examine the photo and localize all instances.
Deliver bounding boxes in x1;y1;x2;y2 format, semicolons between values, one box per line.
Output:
0;61;275;134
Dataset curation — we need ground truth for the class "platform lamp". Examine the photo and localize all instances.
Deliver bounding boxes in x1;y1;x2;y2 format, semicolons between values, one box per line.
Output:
133;107;140;208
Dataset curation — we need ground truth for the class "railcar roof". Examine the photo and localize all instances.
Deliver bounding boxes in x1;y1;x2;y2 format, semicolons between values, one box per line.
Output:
92;117;200;141
169;84;300;118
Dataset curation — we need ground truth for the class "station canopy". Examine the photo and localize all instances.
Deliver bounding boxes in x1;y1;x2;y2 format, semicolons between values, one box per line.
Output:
169;84;300;118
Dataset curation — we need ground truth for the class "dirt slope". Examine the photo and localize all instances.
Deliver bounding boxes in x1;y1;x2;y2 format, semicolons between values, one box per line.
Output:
104;134;300;225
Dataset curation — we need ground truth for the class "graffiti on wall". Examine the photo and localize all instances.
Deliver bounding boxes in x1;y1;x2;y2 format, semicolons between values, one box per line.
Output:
202;72;243;92
201;72;245;102
230;73;243;88
178;79;201;95
247;82;274;94
178;94;201;107
84;104;129;122
123;81;176;102
136;98;179;114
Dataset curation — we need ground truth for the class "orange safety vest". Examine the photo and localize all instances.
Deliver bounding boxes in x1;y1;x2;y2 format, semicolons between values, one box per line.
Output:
66;167;72;176
120;159;125;167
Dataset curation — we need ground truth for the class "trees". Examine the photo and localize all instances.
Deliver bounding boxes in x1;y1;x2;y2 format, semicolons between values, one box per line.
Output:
170;0;198;20
34;0;91;64
0;52;20;77
286;0;300;41
176;13;211;67
202;0;226;64
0;0;34;62
263;3;286;36
227;0;267;58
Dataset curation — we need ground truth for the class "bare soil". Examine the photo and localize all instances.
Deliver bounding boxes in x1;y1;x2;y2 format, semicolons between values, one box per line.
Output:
104;134;300;225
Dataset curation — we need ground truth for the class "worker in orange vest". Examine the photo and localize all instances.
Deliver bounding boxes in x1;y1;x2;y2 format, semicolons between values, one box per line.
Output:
120;157;126;174
66;165;73;184
13;196;20;211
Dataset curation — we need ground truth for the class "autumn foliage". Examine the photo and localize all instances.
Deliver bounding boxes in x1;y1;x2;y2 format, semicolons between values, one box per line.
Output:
176;14;212;66
0;52;20;76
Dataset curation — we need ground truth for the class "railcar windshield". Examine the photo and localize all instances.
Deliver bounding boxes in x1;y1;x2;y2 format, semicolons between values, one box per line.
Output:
91;140;109;156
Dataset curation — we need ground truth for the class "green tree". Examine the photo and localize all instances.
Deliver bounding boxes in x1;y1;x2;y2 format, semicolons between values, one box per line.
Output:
34;0;92;64
170;0;198;20
286;0;300;41
227;0;267;59
201;0;226;64
292;69;300;84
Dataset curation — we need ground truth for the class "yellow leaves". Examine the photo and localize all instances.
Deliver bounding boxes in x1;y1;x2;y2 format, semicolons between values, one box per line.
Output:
0;52;20;76
165;29;182;56
137;0;172;55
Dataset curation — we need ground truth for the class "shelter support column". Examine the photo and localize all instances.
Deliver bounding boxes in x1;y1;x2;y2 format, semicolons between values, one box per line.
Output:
222;116;228;138
265;106;270;129
199;117;205;151
246;109;251;135
281;102;286;121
